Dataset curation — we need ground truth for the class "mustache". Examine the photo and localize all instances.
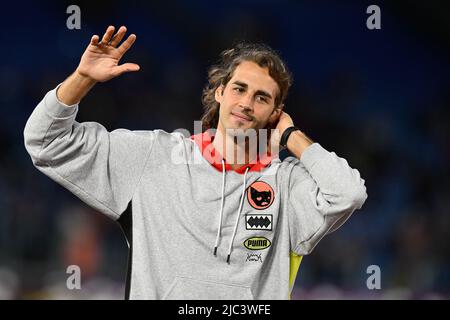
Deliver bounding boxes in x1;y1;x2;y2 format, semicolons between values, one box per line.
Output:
231;111;253;121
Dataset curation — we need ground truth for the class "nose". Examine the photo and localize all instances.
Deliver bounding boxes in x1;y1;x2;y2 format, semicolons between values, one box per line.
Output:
238;92;254;112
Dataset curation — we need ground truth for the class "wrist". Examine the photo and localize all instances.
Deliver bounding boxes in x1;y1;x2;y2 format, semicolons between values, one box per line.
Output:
74;68;97;86
56;69;97;106
279;126;300;149
286;130;314;159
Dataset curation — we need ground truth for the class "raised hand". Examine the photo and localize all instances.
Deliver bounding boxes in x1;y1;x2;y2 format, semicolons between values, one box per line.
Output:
76;26;140;82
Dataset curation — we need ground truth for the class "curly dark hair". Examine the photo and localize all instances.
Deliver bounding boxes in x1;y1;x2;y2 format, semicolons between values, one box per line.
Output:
200;43;293;131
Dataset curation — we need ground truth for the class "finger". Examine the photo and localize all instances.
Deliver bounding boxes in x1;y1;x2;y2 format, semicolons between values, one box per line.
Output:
90;35;100;46
109;26;127;47
112;63;140;77
100;26;115;45
117;34;136;56
279;111;289;120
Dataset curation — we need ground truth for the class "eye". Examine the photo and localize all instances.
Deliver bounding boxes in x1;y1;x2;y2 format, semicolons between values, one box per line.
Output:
256;95;268;103
233;87;244;93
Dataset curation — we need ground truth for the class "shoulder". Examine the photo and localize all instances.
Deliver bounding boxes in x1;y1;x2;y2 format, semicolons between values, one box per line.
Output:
153;130;197;150
110;129;189;144
279;156;304;172
277;156;311;186
129;129;197;160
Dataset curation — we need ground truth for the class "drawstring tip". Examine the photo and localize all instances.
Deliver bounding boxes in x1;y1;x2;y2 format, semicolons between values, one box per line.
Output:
213;247;218;256
227;254;231;264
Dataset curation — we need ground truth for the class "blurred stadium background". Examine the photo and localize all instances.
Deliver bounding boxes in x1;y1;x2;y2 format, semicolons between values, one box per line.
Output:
0;0;449;299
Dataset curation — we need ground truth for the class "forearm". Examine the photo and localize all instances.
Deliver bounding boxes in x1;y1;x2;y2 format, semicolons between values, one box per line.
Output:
286;130;314;159
56;69;97;106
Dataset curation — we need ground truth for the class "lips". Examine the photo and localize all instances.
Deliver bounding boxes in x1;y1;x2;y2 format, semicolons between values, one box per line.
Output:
231;112;252;121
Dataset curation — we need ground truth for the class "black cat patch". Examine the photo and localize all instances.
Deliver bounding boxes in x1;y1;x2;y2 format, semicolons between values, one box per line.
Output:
247;181;274;210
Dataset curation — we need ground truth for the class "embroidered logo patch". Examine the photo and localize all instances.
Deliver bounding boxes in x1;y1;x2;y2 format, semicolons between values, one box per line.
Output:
246;253;263;263
247;181;274;210
244;237;271;250
245;214;272;231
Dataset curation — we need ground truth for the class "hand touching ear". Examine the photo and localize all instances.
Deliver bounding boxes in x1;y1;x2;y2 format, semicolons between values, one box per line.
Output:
268;111;294;153
274;111;294;136
270;111;314;157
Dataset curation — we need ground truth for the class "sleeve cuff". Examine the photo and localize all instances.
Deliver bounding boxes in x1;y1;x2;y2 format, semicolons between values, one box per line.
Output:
43;83;79;118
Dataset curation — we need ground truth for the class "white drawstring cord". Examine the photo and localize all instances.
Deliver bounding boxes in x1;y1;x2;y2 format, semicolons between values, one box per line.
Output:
227;166;250;264
213;159;226;256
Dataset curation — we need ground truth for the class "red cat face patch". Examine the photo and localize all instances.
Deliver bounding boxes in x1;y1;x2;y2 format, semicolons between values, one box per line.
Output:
247;181;274;210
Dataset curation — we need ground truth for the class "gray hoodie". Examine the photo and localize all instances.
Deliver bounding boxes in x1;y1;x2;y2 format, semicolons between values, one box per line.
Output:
24;85;367;299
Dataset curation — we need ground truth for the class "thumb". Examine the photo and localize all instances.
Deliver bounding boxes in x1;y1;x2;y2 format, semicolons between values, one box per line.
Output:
113;63;140;76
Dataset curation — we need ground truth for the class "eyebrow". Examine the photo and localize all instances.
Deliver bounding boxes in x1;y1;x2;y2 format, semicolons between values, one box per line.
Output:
232;81;273;100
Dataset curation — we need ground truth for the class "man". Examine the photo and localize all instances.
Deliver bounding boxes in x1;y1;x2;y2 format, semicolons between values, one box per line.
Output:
24;26;367;299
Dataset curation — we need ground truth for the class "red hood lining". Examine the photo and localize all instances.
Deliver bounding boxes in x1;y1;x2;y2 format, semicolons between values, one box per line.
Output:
190;131;272;174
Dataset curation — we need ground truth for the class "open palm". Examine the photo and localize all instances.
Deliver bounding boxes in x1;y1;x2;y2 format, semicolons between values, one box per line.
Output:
77;26;140;82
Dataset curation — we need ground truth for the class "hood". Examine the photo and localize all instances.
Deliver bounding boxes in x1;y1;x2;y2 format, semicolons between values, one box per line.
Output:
190;131;272;174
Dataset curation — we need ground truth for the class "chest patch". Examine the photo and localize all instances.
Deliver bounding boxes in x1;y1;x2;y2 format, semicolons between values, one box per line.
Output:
245;214;272;231
247;181;274;210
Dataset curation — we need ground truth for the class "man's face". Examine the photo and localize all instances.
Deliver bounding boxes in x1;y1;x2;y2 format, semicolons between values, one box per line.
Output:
215;61;281;135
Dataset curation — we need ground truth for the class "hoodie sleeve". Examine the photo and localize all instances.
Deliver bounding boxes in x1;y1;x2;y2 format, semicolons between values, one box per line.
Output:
23;85;157;220
285;143;367;255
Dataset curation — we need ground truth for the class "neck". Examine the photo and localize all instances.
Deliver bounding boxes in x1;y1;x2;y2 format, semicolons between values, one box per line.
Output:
212;125;255;170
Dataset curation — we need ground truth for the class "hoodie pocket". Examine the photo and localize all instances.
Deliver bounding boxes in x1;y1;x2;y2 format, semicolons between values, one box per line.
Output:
162;276;254;300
